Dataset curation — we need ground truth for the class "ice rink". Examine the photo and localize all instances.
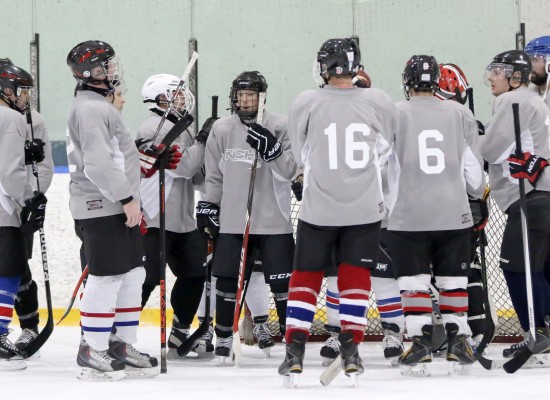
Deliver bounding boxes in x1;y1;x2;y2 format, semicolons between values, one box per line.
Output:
2;326;549;400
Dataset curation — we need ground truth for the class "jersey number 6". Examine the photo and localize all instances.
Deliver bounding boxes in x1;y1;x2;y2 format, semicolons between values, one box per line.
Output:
418;129;445;175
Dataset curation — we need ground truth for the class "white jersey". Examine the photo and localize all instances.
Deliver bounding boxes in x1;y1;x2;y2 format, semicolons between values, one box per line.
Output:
289;85;396;226
27;109;54;193
387;96;484;231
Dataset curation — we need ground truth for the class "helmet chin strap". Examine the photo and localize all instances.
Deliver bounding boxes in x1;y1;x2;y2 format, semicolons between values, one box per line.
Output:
77;83;113;97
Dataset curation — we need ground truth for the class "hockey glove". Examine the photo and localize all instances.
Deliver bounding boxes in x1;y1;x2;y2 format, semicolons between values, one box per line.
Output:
507;152;549;186
291;174;304;201
352;70;371;89
246;123;283;162
476;120;485;136
136;139;182;178
139;214;148;236
24;139;46;165
20;192;47;234
196;201;220;239
195;116;218;146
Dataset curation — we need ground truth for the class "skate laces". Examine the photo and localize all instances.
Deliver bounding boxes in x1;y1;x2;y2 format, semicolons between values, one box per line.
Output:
124;343;149;360
510;332;531;351
382;330;403;350
323;336;339;352
91;349;116;364
15;328;38;346
253;323;272;342
0;333;19;353
202;325;214;342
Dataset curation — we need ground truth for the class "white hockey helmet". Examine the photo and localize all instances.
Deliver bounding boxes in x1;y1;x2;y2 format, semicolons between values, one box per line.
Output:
141;73;195;118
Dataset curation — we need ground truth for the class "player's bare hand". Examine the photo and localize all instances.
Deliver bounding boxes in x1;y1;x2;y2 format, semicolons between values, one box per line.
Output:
123;200;141;228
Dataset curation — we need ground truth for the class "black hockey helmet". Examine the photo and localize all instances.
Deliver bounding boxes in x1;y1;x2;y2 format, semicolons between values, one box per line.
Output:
0;57;14;66
230;71;268;118
316;38;361;83
66;40;123;88
488;50;532;85
402;55;440;100
0;63;34;112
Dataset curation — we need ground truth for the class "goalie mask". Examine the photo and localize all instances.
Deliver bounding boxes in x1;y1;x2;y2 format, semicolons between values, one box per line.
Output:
0;63;35;113
67;40;123;90
402;55;440;100
230;71;267;119
435;63;469;104
315;38;361;85
141;74;195;119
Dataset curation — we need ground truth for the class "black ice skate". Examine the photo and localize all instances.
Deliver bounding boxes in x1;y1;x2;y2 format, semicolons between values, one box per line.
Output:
108;335;158;378
278;331;307;388
398;324;433;377
76;341;125;381
381;322;404;366
320;332;340;367
504;327;550;368
0;333;26;371
15;327;40;360
338;332;364;386
214;336;233;365
446;323;475;375
253;316;275;356
167;320;213;361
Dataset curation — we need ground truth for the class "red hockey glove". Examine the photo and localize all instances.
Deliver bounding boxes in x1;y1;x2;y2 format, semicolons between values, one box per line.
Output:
507;152;549;186
136;139;182;178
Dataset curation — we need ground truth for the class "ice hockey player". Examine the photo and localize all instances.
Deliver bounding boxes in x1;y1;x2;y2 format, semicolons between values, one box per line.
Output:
66;40;160;380
198;70;296;363
435;63;493;350
482;50;550;363
525;36;550;107
0;62;47;371
137;73;212;360
279;38;396;386
387;55;484;377
0;58;53;358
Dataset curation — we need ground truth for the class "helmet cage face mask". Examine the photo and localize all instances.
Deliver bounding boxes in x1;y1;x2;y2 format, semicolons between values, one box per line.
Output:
435;63;469;103
230;71;267;119
142;74;195;118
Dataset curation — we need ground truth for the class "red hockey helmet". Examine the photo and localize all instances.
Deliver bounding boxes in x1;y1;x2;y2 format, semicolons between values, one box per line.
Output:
435;63;469;104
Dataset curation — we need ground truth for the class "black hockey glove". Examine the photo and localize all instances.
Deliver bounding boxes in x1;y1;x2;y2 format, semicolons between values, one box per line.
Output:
196;201;220;239
476;120;485;136
24;139;46;165
20;192;47;234
469;186;490;232
507;152;549;186
196;116;218;146
246;123;283;162
291;174;304;201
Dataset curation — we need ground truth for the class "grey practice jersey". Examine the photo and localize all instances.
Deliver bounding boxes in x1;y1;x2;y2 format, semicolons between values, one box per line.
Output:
529;84;550;109
0;107;34;227
482;87;550;212
66;90;140;220
289;85;396;226
387;97;484;231
27;109;54;193
136;112;204;233
205;112;296;234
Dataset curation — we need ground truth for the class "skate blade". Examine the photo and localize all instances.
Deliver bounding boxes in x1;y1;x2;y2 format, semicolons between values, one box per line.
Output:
348;372;360;388
282;372;300;388
167;349;215;362
320;355;342;386
448;362;472;376
400;363;431;377
77;368;125;381
0;358;27;371
123;366;159;379
217;353;235;366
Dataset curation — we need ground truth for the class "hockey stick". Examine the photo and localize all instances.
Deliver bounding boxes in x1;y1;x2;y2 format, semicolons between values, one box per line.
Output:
232;92;266;366
158;112;195;374
175;96;219;357
151;51;199;143
502;103;537;374
18;111;54;358
57;265;89;325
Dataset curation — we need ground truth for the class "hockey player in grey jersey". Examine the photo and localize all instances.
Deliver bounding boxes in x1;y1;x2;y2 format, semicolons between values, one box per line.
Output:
386;55;484;377
0;63;46;371
66;40;158;380
482;50;550;361
0;58;54;357
279;38;397;384
198;71;296;362
136;73;211;360
525;36;550;108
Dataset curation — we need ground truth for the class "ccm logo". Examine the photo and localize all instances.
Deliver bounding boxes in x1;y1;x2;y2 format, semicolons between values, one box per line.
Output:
269;273;291;280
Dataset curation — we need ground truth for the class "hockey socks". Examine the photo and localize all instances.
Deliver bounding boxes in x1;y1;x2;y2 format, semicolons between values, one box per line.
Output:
338;263;371;344
0;277;21;335
371;276;404;331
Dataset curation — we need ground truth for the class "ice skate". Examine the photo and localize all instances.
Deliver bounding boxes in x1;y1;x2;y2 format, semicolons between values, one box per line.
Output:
76;341;125;381
252;318;274;357
108;335;158;378
398;325;433;377
0;333;26;371
503;331;531;358
446;323;475;375
214;336;233;365
167;321;213;361
338;332;363;387
518;327;550;369
381;322;404;366
15;327;40;360
278;331;306;388
320;332;340;367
